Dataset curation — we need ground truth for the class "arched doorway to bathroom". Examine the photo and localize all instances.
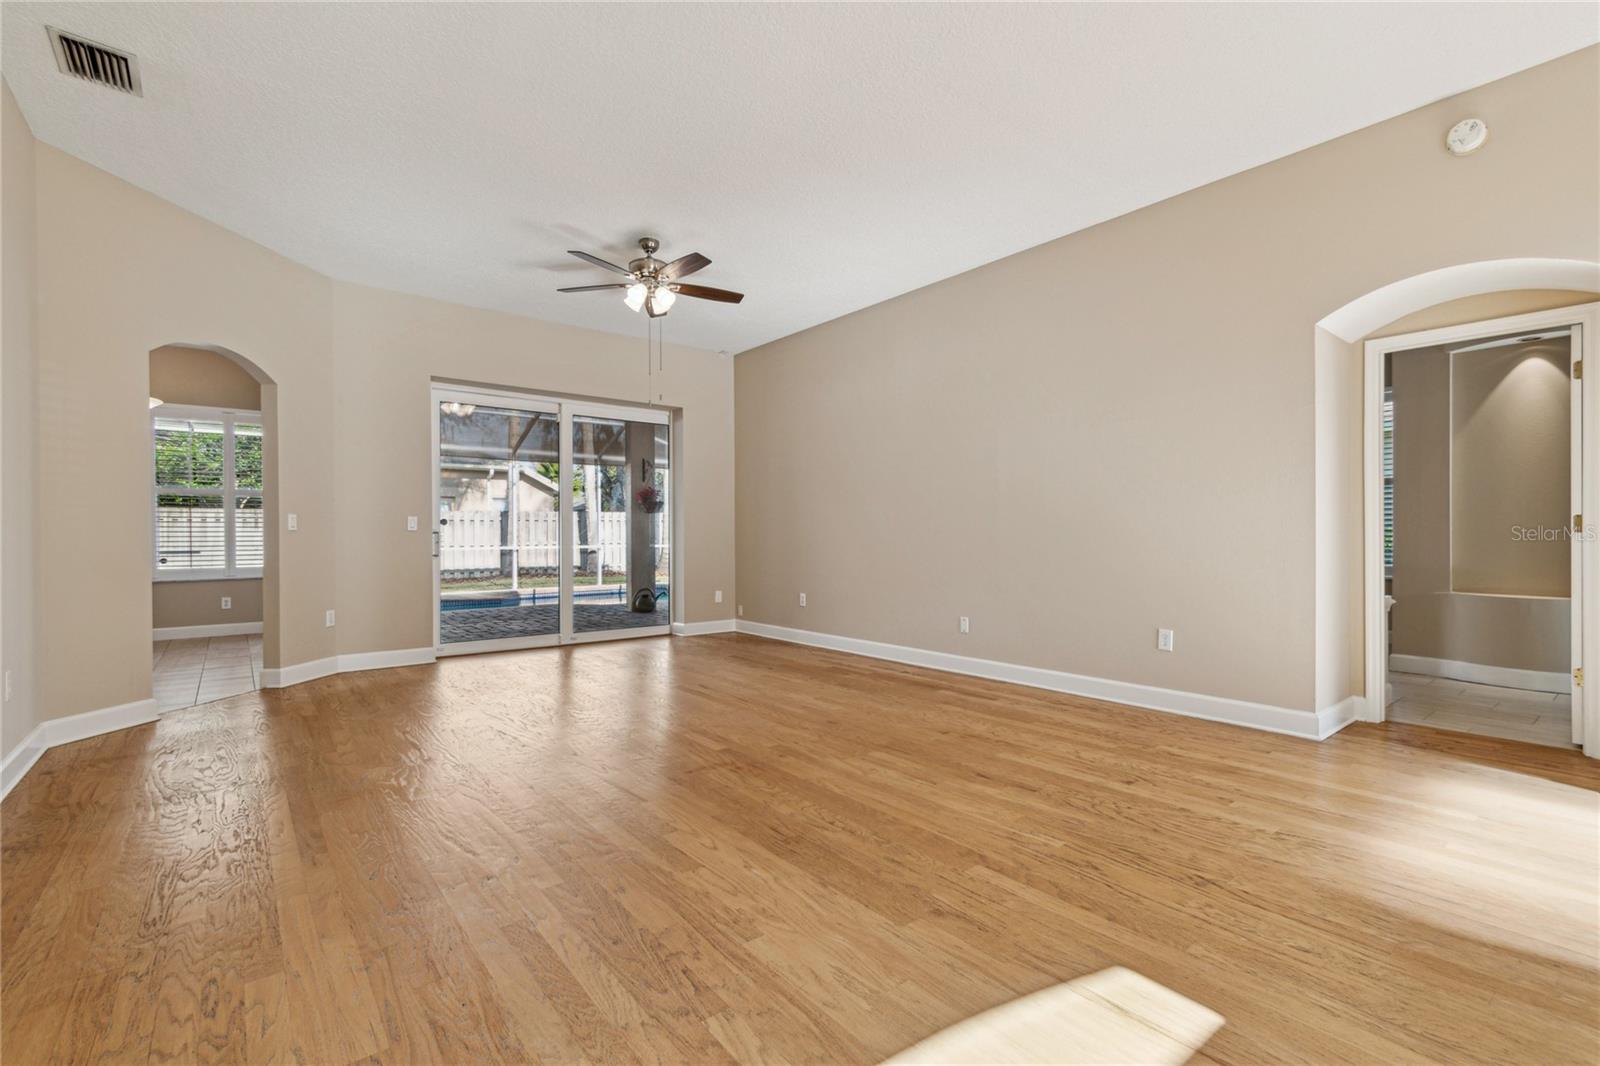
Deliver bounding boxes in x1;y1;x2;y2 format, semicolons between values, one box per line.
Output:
1313;257;1600;757
147;343;277;712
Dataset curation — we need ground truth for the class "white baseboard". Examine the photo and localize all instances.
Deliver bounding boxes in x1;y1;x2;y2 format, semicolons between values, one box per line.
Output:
337;647;438;674
1389;653;1568;694
260;656;338;689
1;698;161;802
672;619;737;637
260;647;436;689
0;728;46;801
736;621;1333;740
153;621;263;641
1319;695;1366;734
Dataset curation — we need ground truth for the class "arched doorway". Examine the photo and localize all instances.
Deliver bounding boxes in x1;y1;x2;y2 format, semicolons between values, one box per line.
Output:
147;343;279;710
1313;259;1600;756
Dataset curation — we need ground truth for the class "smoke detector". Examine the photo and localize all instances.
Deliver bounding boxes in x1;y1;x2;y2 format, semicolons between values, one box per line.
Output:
1445;118;1487;156
47;26;142;96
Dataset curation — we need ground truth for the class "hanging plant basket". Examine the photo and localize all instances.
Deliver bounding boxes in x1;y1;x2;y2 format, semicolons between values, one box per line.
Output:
636;486;665;514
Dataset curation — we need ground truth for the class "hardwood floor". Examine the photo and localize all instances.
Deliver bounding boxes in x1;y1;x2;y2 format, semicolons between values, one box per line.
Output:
3;634;1596;1065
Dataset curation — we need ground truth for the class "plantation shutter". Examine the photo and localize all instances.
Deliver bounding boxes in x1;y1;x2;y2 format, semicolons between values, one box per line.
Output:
152;411;265;578
1382;394;1395;571
154;417;228;572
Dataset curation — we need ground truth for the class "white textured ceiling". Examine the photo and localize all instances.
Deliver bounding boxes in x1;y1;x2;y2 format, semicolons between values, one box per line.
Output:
3;3;1595;353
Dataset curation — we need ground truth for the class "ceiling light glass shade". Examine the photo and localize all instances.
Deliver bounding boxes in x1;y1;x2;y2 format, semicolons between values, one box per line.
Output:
148;396;164;409
650;286;676;314
624;283;647;312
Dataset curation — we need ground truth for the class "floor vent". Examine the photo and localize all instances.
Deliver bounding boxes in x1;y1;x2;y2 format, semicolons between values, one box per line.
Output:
47;27;142;96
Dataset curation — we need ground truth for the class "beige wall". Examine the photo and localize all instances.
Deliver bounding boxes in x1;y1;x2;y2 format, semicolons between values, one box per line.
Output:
1389;340;1570;673
25;136;733;734
149;345;265;631
149;344;263;410
35;142;333;722
330;281;734;656
1451;340;1570;596
153;579;264;630
2;83;38;757
737;47;1600;712
1314;326;1365;711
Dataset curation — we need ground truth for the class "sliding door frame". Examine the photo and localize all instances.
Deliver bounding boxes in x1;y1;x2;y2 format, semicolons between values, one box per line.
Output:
431;384;675;657
562;400;673;645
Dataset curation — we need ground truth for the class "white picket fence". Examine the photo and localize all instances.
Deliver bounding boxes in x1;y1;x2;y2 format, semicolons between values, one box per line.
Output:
440;510;665;574
155;506;265;571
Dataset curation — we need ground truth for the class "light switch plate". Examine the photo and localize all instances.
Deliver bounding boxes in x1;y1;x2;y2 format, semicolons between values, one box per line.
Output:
407;516;418;531
287;513;299;531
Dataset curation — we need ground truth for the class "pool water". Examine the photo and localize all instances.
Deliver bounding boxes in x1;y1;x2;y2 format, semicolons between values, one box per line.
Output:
440;586;669;612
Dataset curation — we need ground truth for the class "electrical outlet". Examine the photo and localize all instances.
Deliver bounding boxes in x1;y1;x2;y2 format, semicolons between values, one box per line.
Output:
325;609;336;628
406;515;418;531
287;513;299;531
220;596;232;610
1157;628;1175;652
959;616;970;634
714;589;723;604
798;592;807;607
738;604;745;617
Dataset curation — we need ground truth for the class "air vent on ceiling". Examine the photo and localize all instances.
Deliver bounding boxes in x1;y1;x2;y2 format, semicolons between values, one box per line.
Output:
47;26;142;96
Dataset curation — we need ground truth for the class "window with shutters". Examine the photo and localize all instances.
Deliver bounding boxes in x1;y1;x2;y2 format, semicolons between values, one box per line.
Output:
1382;390;1394;575
152;407;264;579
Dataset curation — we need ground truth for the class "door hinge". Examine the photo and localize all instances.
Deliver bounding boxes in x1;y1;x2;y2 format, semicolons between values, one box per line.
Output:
1575;667;1584;688
1576;514;1585;533
1575;359;1583;380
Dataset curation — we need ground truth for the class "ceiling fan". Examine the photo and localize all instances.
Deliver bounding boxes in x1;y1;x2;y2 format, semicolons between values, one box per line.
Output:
557;237;744;318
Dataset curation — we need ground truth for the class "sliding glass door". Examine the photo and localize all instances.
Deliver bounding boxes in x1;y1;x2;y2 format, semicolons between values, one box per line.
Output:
565;412;671;639
433;387;671;654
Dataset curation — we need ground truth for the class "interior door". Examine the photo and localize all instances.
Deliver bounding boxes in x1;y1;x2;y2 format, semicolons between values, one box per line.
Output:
433;389;562;654
1572;324;1585;746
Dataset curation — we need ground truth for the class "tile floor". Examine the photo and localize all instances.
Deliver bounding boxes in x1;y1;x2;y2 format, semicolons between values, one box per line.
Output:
1388;671;1575;748
151;634;263;712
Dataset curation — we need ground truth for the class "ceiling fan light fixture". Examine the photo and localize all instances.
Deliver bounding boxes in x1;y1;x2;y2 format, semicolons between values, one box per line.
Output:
649;285;676;315
624;282;647;312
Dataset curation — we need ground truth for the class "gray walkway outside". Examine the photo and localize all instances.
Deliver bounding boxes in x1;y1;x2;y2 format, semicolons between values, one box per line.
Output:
439;601;668;644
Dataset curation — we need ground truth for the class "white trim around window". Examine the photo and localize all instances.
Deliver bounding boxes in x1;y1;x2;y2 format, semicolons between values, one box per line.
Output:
151;403;264;582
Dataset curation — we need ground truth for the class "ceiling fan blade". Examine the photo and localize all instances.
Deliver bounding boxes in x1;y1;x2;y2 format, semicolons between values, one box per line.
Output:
567;250;635;277
673;283;744;304
659;252;711;281
557;283;629;293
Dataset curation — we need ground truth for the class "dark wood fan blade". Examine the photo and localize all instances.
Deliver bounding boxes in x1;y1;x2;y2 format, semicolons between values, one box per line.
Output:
557;283;629;293
567;250;635;276
659;252;711;281
673;283;744;304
